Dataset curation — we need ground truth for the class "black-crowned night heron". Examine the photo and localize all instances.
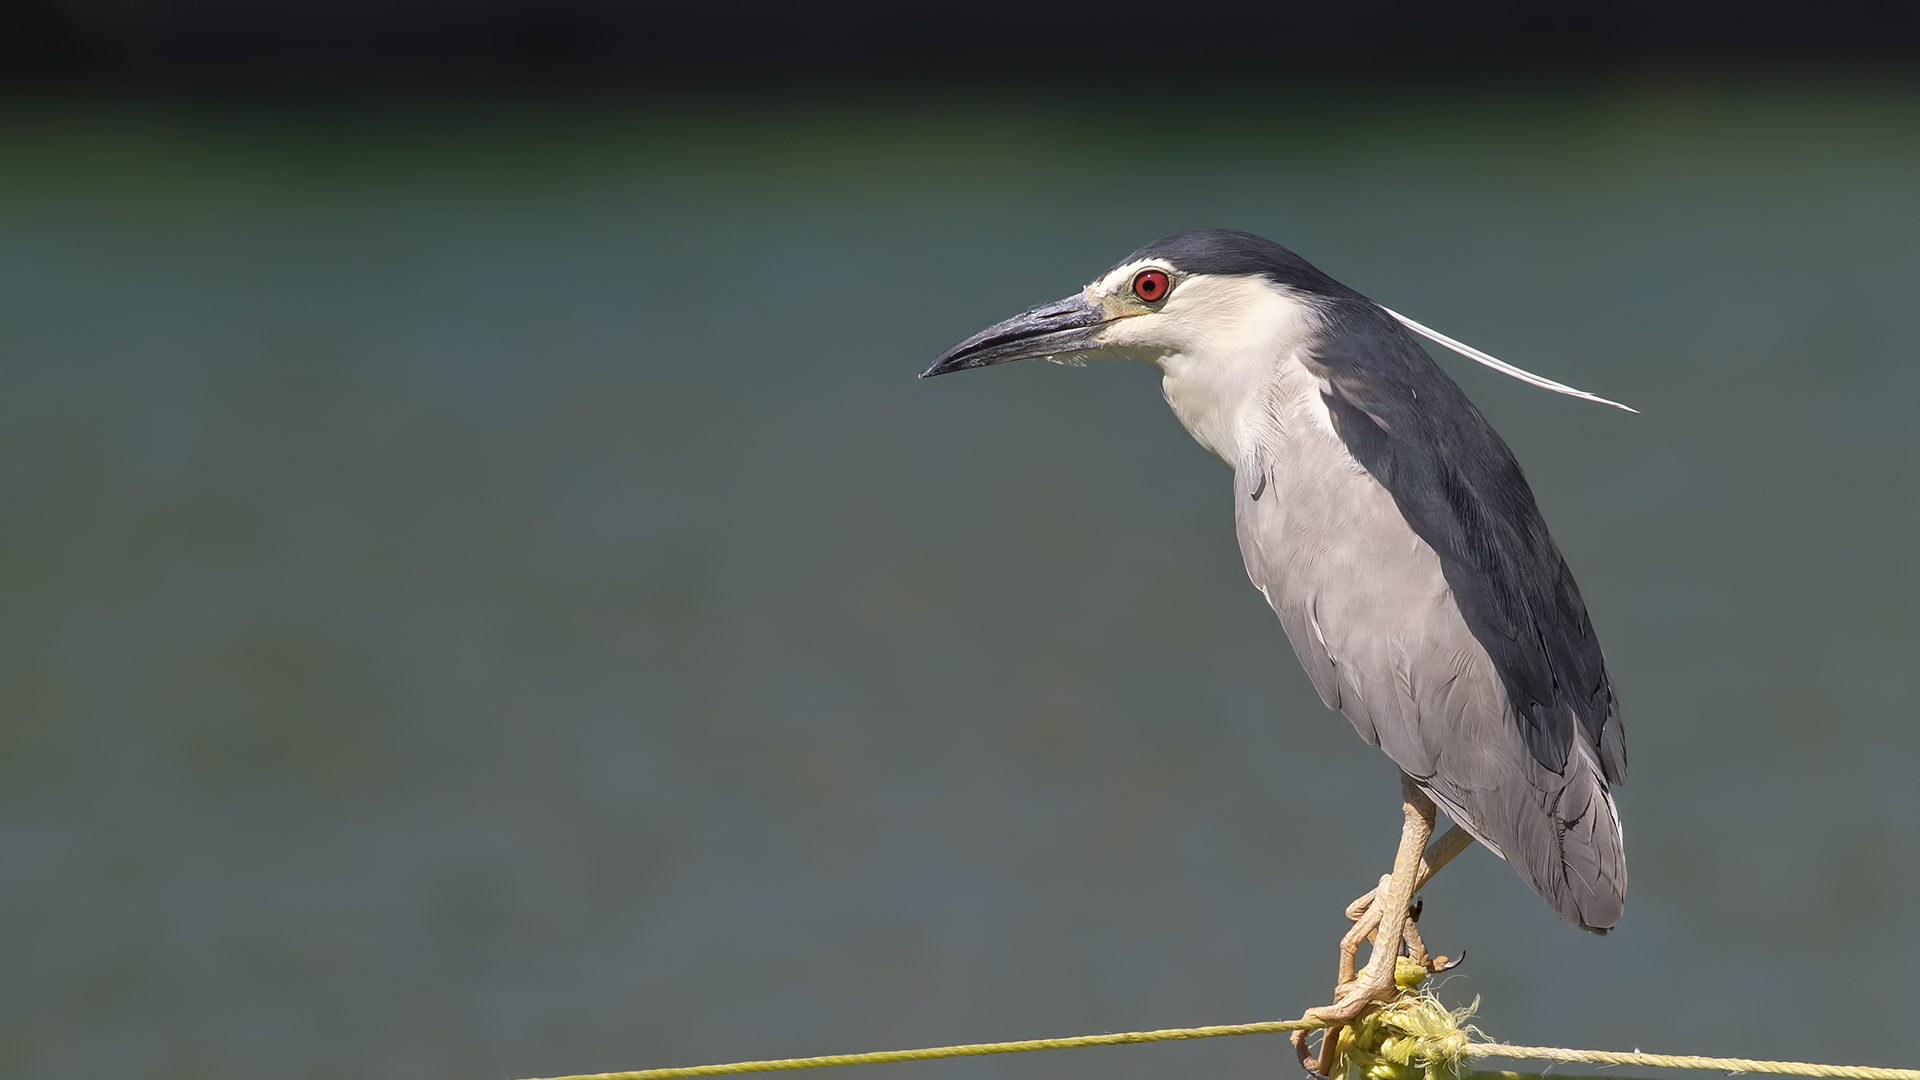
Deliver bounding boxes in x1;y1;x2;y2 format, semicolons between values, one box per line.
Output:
922;229;1628;1072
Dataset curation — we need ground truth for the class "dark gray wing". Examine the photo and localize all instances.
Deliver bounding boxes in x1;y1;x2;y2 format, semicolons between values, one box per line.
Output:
1305;300;1626;786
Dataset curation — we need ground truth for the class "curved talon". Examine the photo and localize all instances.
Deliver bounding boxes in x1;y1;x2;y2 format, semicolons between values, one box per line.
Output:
1292;1024;1335;1079
1402;916;1430;967
1432;950;1465;972
1316;1021;1345;1077
1316;1034;1341;1077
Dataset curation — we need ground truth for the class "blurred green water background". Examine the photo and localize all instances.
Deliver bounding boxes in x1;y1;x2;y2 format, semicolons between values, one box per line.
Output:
1;80;1918;1079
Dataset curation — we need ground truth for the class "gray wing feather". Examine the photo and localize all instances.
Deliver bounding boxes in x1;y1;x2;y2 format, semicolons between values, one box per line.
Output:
1234;352;1626;931
1306;306;1625;787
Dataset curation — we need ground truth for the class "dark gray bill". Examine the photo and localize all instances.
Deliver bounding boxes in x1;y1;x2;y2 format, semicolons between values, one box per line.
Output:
920;293;1107;378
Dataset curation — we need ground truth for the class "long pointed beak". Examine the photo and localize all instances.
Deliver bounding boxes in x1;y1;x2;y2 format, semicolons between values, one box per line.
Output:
921;292;1108;378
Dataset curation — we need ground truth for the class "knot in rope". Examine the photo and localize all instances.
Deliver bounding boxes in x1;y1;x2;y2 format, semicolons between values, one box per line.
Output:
1337;982;1481;1080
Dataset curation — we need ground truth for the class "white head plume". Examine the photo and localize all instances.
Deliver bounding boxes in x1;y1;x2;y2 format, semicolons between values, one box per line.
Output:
1382;307;1637;414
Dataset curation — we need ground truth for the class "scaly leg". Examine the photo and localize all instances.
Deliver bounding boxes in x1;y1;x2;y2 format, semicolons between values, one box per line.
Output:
1324;774;1434;1013
1292;775;1441;1075
1343;824;1473;924
1337;823;1473;984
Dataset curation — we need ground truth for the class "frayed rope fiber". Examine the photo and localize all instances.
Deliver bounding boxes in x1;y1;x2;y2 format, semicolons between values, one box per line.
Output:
520;994;1920;1080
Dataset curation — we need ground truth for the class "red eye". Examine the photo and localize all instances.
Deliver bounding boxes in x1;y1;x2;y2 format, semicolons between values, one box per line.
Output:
1132;269;1169;302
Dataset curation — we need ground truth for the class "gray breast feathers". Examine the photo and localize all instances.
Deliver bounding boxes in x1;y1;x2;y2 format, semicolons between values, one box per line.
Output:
1234;305;1626;932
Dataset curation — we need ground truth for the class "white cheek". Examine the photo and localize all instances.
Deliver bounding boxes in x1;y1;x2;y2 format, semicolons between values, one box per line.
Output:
1091;316;1166;362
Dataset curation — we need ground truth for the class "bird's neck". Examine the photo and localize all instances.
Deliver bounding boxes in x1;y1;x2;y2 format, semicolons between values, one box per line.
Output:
1153;285;1321;466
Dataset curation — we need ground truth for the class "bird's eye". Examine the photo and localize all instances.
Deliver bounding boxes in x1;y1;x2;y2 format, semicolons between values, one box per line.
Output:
1132;269;1170;302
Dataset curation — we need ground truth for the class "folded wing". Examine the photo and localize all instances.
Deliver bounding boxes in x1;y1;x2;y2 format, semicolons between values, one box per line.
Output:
1235;298;1626;930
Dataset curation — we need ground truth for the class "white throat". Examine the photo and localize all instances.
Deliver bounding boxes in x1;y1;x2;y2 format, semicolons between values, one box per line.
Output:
1099;275;1321;466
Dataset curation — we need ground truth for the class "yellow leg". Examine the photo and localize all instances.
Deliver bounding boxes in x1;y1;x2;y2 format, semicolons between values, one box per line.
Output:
1292;775;1448;1076
1328;774;1436;1014
1297;772;1436;1022
1343;823;1473;922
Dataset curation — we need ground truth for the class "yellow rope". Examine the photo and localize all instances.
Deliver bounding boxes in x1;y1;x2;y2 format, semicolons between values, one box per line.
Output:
1467;1045;1920;1080
1465;1074;1669;1080
520;1019;1321;1080
519;1016;1920;1080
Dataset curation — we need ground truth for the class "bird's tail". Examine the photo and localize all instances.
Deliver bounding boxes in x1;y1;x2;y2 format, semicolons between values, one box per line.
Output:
1512;743;1626;932
1549;749;1626;931
1426;743;1626;933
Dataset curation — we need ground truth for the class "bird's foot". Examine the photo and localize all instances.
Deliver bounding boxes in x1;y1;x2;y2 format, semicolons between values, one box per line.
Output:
1288;988;1392;1078
1295;777;1447;1077
1293;950;1458;1078
1297;885;1459;1077
1292;941;1408;1076
1336;875;1392;986
1337;883;1455;987
1290;1023;1338;1080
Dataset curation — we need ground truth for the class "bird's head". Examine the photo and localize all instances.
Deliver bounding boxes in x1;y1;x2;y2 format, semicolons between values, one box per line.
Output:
921;229;1344;379
921;228;1636;415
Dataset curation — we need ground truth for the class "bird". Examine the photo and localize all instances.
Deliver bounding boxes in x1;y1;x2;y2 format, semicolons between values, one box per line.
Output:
921;229;1627;1071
